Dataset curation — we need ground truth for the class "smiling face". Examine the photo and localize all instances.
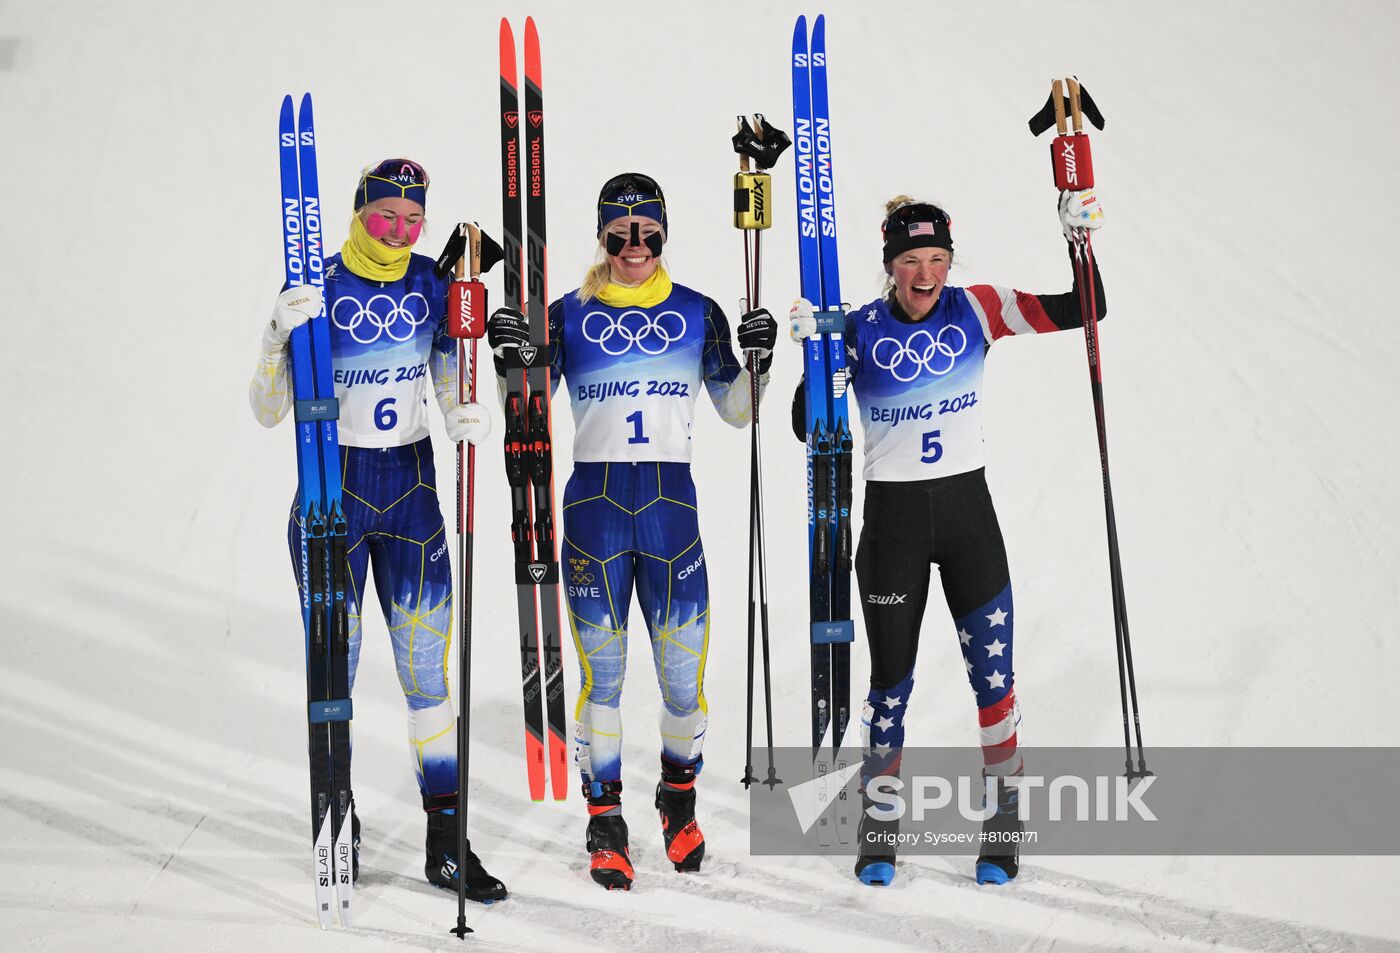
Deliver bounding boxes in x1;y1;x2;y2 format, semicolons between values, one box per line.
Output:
360;196;426;249
889;246;953;320
603;215;664;285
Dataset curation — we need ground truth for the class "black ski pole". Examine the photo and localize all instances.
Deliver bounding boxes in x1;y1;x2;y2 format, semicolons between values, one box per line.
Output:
733;114;790;788
446;224;489;938
1031;78;1150;780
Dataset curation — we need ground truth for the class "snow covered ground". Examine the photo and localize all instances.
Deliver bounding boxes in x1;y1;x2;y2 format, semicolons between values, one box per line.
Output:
3;1;1399;950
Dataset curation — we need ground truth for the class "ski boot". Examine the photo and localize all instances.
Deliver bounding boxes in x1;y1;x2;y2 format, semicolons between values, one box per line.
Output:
424;799;509;903
585;780;634;890
975;778;1023;885
854;791;898;887
655;756;705;872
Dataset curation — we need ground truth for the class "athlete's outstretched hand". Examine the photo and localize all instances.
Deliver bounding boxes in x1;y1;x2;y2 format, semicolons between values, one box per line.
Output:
264;285;323;348
788;298;816;342
1059;189;1104;242
445;401;492;445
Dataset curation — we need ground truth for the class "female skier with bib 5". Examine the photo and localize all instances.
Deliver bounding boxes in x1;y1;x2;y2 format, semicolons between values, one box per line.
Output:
789;190;1106;887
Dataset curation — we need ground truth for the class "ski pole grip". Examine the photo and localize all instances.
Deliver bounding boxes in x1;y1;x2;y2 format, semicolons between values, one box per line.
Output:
448;279;488;339
1051;131;1094;191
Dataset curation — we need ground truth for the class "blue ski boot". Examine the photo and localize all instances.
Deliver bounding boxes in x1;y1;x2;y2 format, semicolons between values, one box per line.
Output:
854;793;898;887
975;779;1022;885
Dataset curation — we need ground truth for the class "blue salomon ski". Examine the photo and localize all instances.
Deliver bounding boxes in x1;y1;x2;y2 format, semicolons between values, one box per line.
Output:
279;93;355;928
792;14;854;848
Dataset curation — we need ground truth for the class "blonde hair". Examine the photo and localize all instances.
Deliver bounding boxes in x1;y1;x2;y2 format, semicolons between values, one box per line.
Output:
884;194;917;216
881;194;953;298
576;244;668;303
577;247;613;302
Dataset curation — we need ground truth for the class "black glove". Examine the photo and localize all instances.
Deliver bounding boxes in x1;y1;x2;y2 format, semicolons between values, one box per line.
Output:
487;307;530;375
737;308;777;373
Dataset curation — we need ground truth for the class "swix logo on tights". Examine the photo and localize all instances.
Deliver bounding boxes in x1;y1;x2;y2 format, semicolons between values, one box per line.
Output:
867;592;908;605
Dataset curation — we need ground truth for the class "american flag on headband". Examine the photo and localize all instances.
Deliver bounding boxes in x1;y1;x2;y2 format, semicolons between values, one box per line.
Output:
908;221;936;237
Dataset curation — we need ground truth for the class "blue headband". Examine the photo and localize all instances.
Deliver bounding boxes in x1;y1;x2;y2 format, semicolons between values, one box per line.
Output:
596;173;667;235
355;158;429;211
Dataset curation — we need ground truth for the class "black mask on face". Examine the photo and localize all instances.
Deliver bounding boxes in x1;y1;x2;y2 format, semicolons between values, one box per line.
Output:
604;221;665;258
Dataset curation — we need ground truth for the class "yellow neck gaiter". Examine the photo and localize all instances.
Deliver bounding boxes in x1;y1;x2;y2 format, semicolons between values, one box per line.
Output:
341;214;413;283
597;267;673;308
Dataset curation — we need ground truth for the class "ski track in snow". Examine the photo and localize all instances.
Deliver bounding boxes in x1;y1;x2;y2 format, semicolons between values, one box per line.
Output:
3;0;1400;950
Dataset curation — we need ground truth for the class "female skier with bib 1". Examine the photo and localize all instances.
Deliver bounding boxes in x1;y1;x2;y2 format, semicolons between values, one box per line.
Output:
250;157;506;901
789;190;1106;887
486;172;777;890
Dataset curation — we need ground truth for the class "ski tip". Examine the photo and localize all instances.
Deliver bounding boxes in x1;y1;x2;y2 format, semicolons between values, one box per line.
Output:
975;861;1011;885
299;91;313;115
499;22;516;76
857;861;895;887
524;17;541;77
500;25;515;66
812;13;826;45
793;14;806;43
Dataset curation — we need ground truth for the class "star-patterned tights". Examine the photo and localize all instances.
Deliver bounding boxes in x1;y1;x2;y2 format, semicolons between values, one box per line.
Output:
854;469;1022;779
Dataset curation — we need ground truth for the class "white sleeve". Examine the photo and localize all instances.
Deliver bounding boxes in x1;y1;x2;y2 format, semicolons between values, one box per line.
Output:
248;333;291;428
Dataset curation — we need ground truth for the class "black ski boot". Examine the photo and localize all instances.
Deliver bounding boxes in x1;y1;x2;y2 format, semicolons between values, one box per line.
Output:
655;756;704;872
584;780;633;890
975;778;1023;885
854;791;898;887
425;805;508;903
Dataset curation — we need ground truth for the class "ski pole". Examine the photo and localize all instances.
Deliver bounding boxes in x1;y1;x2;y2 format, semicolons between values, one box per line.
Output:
733;114;790;789
1030;78;1150;780
447;223;489;938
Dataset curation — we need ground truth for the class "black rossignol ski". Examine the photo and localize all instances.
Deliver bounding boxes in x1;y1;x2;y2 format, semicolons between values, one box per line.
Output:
279;92;354;928
500;16;568;802
734;114;790;791
1030;78;1150;781
792;14;854;847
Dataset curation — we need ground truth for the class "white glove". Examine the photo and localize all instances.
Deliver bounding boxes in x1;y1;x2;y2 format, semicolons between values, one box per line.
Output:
445;401;492;445
1059;189;1104;242
789;297;817;342
263;285;324;348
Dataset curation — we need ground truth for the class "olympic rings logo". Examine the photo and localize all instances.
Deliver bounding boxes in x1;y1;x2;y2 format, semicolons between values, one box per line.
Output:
332;292;431;345
870;324;968;382
581;309;687;356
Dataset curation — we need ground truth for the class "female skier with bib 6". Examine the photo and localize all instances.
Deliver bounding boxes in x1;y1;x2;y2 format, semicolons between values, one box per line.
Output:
250;157;506;902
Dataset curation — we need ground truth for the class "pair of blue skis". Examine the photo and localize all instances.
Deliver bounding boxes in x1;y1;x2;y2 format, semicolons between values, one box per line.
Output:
278;93;354;928
792;14;854;847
